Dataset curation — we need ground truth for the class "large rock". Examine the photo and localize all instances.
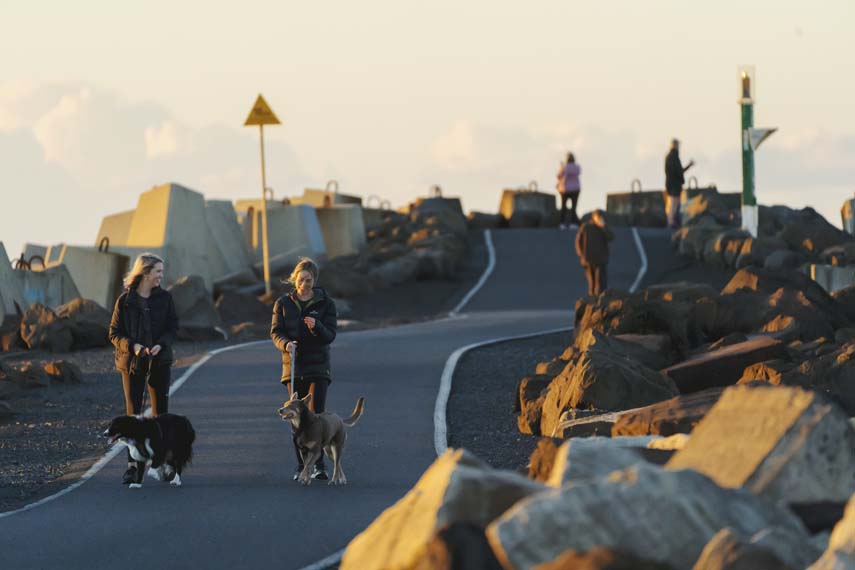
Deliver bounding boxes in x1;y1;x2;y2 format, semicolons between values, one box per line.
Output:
341;449;545;570
535;547;672;570
833;286;855;322
214;291;270;326
734;235;788;269
486;463;810;570
810;493;855;570
516;375;551;436
54;298;111;349
546;436;660;487
662;336;788;394
42;360;82;383
416;523;503;570
693;528;796;570
320;262;376;298
576;329;673;370
673;220;729;260
167;275;226;340
764;249;807;270
540;346;679;437
19;303;73;352
778;209;852;255
667;385;855;503
611;387;725;436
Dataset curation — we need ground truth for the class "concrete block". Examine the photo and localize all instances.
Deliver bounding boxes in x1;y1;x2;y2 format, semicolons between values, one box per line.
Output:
498;190;558;226
95;209;135;248
238;202;326;265
841;197;855;235
297;184;362;207
667;385;855;503
98;183;216;290
21;244;47;266
315;205;366;259
204;200;253;278
43;245;129;310
15;265;81;309
0;241;28;321
811;264;855;294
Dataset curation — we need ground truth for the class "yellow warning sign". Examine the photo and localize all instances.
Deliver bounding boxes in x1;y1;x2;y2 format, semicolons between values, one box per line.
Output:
244;94;281;126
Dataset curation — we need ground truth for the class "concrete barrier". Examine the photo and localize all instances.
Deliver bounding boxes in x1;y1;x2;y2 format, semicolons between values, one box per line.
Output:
315;205;366;259
96;183;218;290
43;245;129;310
842;197;855;235
296;182;363;207
810;264;855;293
237;202;327;266
499;189;558;227
15;265;81;309
204;200;253;278
0;241;28;322
21;244;48;266
95;209;135;247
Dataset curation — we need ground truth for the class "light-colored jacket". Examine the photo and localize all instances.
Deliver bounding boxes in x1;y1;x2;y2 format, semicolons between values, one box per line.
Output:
557;162;581;193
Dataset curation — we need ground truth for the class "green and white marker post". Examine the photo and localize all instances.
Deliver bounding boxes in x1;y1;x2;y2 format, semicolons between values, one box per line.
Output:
738;65;776;238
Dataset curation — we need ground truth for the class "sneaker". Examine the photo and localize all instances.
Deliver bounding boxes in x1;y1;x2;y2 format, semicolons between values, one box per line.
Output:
569;223;579;230
292;465;304;481
559;224;567;230
311;465;329;480
122;465;138;485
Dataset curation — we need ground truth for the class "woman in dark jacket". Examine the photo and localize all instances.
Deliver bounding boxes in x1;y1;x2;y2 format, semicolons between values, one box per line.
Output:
270;257;337;481
108;252;179;484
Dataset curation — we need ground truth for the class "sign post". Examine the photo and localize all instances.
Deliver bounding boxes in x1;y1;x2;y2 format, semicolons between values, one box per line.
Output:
244;94;281;295
738;66;776;238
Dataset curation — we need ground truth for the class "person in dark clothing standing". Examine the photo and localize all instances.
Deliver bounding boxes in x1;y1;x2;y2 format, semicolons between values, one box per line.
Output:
575;210;614;296
664;138;695;228
109;252;179;485
270;257;338;481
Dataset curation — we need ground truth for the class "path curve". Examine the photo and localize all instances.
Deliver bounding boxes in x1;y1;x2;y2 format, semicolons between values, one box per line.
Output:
0;227;646;570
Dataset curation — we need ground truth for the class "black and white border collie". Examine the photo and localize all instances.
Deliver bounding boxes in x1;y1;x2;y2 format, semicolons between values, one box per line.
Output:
103;414;196;489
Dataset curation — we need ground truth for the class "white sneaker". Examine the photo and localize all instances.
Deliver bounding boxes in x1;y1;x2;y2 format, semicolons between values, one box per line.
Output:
559;224;567;230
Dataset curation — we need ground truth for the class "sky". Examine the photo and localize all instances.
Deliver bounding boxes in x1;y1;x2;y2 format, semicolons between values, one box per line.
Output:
1;1;854;261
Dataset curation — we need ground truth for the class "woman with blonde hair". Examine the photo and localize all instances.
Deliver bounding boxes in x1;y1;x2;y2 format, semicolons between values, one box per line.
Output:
270;257;338;481
108;252;179;485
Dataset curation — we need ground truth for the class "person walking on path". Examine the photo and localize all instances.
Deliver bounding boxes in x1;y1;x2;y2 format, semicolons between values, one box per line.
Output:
575;210;614;296
664;138;695;228
270;257;338;482
108;253;179;485
556;152;582;229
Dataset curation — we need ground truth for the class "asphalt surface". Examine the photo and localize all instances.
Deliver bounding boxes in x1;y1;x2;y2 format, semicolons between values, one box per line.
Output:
0;227;646;570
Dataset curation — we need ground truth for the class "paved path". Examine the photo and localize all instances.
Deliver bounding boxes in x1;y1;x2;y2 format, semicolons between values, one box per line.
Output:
0;227;647;570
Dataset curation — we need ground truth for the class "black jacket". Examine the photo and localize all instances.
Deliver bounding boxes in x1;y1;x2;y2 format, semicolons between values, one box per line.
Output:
575;222;614;267
665;148;685;195
270;287;337;384
109;287;179;373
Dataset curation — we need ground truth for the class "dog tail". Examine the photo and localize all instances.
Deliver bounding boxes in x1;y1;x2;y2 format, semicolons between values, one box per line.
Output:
342;397;365;427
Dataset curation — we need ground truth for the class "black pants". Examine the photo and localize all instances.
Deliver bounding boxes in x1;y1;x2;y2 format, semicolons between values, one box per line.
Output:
121;366;171;464
559;191;580;225
290;377;329;469
584;264;607;296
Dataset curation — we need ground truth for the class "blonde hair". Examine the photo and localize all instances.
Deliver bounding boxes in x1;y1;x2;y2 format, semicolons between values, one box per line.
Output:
286;257;319;286
124;253;165;290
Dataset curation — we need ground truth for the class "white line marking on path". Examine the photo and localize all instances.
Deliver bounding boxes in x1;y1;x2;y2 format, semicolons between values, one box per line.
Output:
0;340;270;519
449;229;495;317
307;225;652;570
629;226;648;293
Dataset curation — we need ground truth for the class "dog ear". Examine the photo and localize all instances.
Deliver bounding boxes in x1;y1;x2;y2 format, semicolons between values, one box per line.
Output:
290;390;299;401
302;392;313;405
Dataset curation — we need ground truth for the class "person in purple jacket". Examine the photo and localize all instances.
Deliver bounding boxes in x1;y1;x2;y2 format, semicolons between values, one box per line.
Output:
556;152;582;229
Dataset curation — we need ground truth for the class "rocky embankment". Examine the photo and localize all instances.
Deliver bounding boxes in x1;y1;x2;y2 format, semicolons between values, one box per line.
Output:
341;266;855;569
673;188;854;271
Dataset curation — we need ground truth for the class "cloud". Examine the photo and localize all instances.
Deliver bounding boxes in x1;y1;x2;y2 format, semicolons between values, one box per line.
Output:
0;81;310;261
